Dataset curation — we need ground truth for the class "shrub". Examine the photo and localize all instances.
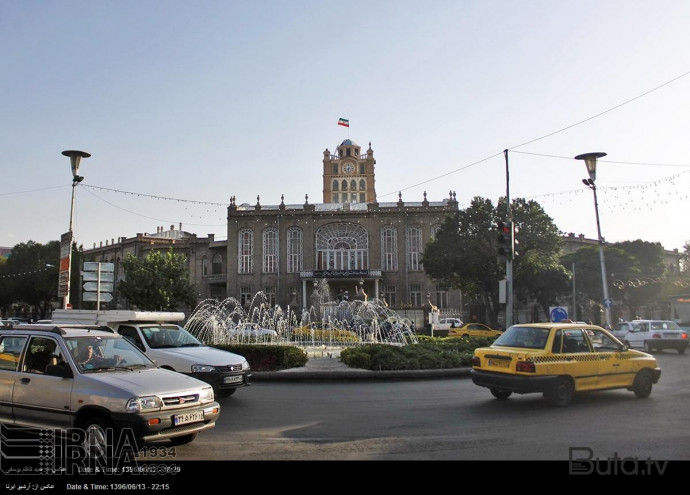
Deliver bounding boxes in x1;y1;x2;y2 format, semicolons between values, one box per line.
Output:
213;344;308;371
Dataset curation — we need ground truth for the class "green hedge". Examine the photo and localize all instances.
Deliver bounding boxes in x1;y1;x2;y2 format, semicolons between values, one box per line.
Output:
213;344;308;371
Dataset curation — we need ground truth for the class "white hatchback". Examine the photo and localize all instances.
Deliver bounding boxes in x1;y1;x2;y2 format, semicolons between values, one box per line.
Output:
623;320;689;354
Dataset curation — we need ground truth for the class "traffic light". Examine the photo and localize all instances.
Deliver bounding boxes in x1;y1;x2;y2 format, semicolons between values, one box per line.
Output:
496;221;512;258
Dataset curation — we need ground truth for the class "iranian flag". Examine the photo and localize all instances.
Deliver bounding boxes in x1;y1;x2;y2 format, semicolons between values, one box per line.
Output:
337;118;349;127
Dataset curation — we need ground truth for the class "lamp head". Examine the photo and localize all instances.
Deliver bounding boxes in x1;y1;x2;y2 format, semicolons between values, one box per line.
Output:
62;150;91;178
574;152;606;182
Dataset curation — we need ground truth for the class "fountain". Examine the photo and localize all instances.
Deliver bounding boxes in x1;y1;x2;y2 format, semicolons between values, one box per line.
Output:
185;280;418;349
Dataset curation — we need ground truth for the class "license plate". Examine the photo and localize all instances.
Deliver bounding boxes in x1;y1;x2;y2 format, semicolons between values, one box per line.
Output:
223;375;243;384
488;359;510;368
173;410;204;426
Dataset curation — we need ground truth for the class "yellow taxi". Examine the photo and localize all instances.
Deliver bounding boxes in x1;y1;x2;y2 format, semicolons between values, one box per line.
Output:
448;323;502;339
470;323;661;407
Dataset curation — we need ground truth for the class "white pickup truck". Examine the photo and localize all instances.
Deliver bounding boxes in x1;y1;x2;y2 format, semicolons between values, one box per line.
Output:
51;309;251;397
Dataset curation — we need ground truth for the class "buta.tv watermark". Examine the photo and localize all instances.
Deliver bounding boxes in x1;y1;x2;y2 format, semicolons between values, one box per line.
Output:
569;447;669;476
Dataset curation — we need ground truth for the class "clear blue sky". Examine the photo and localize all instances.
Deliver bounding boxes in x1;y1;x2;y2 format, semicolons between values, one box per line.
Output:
2;1;689;252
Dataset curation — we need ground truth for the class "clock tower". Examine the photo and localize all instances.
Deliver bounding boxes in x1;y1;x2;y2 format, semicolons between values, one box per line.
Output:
322;139;376;204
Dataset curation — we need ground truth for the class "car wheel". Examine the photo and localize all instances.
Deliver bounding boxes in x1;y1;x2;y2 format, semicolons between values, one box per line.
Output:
544;378;573;407
215;388;236;398
169;433;198;446
490;388;512;400
632;370;654;398
643;341;654;353
82;416;114;459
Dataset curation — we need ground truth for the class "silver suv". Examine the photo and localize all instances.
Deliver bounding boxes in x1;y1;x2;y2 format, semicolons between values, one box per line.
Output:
0;324;220;452
623;320;689;354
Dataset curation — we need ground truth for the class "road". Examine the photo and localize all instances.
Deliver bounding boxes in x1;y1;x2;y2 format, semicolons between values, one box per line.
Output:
162;351;689;462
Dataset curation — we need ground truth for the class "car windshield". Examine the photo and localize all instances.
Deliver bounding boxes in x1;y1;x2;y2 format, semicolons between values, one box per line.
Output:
66;335;154;372
140;324;204;349
493;326;550;349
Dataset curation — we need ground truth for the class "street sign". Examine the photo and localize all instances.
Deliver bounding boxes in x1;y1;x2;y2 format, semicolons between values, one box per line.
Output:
83;292;113;303
83;282;114;292
82;271;114;282
550;306;568;323
84;262;114;272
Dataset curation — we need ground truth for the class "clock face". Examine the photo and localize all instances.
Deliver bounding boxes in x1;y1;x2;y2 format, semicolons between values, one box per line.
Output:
342;163;354;173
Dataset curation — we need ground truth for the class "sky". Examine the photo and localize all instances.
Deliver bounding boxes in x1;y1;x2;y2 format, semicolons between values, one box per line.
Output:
2;1;689;254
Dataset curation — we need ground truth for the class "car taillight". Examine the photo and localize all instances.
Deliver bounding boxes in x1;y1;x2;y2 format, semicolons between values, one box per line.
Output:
652;333;662;339
471;356;481;367
516;361;535;373
682;333;688;340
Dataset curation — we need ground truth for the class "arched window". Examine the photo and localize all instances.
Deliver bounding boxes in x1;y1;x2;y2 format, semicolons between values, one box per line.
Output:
341;180;348;191
359;179;365;190
381;226;398;271
350;179;357;190
315;223;368;270
212;254;222;275
263;228;278;273
238;229;253;273
287;227;303;273
332;180;339;191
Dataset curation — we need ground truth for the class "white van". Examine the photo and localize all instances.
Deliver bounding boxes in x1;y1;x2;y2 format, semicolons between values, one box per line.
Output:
52;310;251;397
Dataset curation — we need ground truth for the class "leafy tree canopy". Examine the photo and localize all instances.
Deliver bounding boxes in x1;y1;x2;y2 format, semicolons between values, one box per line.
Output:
117;248;197;311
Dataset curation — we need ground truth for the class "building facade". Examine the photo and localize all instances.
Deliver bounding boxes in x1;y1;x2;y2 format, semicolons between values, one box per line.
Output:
226;139;463;315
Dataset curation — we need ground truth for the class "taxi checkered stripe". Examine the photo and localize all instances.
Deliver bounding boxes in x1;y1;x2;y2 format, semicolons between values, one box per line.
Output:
529;351;639;364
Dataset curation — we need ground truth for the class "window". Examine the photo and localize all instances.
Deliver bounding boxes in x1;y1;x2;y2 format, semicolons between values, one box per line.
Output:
359;193;365;203
406;226;423;271
410;285;422;306
212;254;222;275
287;227;303;273
350;179;357;190
435;289;448;309
332;193;339;202
316;223;369;270
381;227;398;271
240;286;252;308
346;148;351;156
332;163;338;174
431;224;441;240
25;337;61;374
359;179;365;190
238;229;253;273
383;285;396;307
265;286;276;307
119;326;145;351
350;193;357;203
332;180;339;191
202;256;208;276
359;163;365;174
342;180;348;191
263;228;278;273
0;336;27;371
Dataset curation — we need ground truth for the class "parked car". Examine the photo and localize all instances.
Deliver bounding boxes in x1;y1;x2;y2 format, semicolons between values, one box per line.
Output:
623;319;689;354
0;323;220;454
449;322;502;339
471;322;661;407
610;321;635;340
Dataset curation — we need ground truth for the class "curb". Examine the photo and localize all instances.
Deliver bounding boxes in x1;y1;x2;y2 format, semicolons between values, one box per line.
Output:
252;367;472;382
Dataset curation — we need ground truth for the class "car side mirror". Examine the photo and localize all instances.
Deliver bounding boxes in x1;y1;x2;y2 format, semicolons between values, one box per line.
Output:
45;363;72;378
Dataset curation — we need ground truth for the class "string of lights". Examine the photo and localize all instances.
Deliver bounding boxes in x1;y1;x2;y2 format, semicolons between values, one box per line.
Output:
0;265;56;279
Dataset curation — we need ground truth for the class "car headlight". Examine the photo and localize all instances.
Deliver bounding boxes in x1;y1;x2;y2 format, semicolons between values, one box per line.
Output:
242;359;250;371
200;387;214;402
126;396;162;413
191;364;216;373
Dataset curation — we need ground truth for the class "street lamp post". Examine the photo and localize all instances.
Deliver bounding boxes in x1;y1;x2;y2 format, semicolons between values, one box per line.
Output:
575;152;612;327
61;150;91;310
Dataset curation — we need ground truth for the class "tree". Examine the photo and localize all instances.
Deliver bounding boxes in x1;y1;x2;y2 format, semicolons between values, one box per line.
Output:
0;241;60;318
561;240;665;321
423;196;566;326
504;198;570;321
117;248;197;311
